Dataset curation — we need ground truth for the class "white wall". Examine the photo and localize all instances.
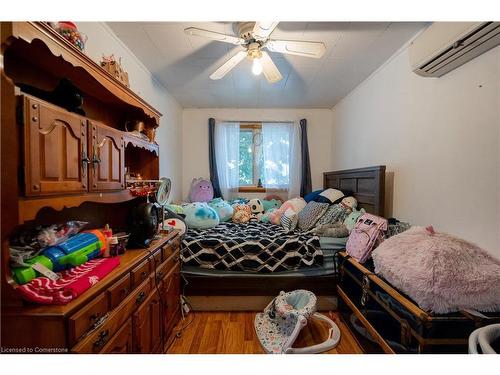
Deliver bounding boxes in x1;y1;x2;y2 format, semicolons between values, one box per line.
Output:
76;23;183;201
181;108;334;200
332;45;500;258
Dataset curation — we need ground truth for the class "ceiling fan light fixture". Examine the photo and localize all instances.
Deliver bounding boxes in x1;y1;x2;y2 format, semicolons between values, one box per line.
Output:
252;58;263;76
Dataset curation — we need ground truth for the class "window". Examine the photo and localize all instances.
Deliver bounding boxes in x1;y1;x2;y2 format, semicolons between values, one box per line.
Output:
238;122;293;192
238;124;264;189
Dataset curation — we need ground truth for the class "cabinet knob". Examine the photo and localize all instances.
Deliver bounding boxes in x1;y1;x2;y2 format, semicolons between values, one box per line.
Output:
32;104;38;109
32;184;39;191
32;116;38;122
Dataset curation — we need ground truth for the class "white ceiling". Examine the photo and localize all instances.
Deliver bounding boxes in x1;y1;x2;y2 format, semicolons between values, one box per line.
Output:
108;22;427;108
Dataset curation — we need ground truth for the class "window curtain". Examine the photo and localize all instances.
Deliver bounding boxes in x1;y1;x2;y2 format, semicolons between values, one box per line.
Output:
214;121;240;200
299;118;312;197
262;122;301;199
208;118;222;198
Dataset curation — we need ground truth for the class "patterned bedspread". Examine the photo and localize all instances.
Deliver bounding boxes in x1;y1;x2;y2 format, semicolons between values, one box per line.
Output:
181;222;323;273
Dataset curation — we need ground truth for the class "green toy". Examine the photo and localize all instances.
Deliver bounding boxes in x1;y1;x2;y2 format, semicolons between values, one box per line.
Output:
262;199;282;212
343;208;366;232
12;255;54;285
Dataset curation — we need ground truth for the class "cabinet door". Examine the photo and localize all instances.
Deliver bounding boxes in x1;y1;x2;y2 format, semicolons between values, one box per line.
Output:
161;264;181;340
100;319;133;354
89;120;125;191
23;96;88;196
132;290;161;353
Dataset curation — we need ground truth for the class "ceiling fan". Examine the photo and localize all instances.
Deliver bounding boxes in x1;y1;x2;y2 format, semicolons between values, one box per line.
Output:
184;22;326;83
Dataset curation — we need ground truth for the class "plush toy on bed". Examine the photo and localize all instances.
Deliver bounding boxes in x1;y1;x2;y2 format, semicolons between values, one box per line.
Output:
248;198;265;222
343;208;366;232
188;178;214;202
260;208;277;223
232;204;252;224
183;202;220;229
314;223;349;238
269;198;307;225
208;198;234;222
262;198;282;212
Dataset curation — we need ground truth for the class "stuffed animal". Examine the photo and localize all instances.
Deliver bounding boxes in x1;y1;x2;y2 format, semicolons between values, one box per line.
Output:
343;208;366;232
232;204;252;224
183;202;220;229
262;199;282;212
260;208;277;223
165;204;184;215
314;223;349;238
208;198;234;222
269;198;307;225
248;198;265;221
189;178;214;202
340;196;358;211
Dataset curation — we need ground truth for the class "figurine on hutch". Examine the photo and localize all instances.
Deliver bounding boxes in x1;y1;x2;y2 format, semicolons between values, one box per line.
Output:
100;54;130;88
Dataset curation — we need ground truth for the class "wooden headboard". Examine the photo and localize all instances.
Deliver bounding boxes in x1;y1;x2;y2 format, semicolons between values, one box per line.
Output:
323;166;386;216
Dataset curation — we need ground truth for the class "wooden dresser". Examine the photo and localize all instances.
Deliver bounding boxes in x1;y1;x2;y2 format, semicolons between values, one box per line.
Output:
1;232;181;353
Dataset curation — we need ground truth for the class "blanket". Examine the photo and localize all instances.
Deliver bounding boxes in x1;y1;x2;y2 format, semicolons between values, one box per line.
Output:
181;222;323;273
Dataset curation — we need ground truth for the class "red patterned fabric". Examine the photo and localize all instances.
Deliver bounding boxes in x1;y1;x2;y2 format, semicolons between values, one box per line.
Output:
16;257;120;305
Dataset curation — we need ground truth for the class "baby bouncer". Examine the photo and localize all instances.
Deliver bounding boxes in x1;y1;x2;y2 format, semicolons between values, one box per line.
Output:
254;290;341;354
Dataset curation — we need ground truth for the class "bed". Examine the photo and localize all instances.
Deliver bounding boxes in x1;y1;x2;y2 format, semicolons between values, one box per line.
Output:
181;165;386;297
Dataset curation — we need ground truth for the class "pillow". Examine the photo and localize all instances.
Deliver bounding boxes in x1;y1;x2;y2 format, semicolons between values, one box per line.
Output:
304;189;323;203
318;188;344;204
316;203;351;226
280;208;298;232
372;226;500;314
297;201;330;231
183;202;220;229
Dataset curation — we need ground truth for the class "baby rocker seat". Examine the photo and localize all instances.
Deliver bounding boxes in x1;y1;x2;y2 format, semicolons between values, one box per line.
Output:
254;289;341;354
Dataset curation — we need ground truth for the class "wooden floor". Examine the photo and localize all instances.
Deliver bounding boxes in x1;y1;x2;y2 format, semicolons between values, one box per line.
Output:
167;311;363;354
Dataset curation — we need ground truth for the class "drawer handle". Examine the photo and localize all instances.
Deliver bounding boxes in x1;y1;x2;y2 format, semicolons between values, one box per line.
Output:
120;287;128;297
92;329;109;350
136;291;146;305
89;313;101;322
140;271;148;280
156;272;164;282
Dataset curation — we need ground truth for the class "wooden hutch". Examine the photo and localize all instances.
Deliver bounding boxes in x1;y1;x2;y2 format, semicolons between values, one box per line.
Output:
0;22;181;353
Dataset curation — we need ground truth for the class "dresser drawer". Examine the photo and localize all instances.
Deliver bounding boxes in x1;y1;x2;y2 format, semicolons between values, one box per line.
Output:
131;258;151;287
107;273;131;310
100;318;133;354
71;278;151;353
162;236;180;260
68;293;108;346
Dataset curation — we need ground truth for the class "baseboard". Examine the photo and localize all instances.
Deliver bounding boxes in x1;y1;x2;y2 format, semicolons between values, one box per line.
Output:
186;295;338;311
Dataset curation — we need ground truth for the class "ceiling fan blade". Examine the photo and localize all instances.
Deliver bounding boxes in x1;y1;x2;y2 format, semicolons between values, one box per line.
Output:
266;39;326;58
260;51;283;83
252;22;279;40
210;50;247;80
184;27;245;45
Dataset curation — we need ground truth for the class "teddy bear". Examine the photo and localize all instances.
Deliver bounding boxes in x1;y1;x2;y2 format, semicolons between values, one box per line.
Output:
232;204;252;224
248;198;265;222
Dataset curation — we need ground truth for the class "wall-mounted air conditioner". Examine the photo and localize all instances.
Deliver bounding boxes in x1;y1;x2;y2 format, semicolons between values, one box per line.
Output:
410;22;500;77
